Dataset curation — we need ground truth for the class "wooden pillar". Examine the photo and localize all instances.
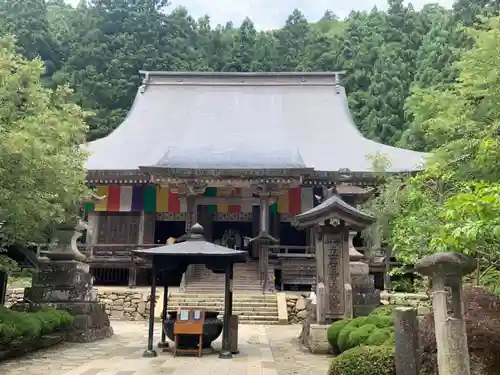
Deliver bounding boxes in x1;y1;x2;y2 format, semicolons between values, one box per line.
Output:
85;211;99;259
143;261;157;357
180;196;197;292
129;210;144;288
158;273;169;349
219;263;234;359
251;205;260;259
185;195;197;231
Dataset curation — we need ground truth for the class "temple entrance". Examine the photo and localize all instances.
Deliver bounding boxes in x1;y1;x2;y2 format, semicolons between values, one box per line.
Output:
279;222;307;248
212;221;252;250
154;220;186;244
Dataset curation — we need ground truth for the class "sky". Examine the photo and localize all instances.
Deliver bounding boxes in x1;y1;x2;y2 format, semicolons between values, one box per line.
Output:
70;0;456;30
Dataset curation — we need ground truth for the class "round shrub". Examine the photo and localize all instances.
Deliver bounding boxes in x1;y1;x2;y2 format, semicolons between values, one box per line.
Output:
327;318;353;350
58;311;74;327
328;345;396;375
337;317;367;352
369;306;393;317
383;332;396;346
364;315;394;328
347;324;378;349
0;323;19;346
19;313;43;339
366;328;394;346
0;308;43;339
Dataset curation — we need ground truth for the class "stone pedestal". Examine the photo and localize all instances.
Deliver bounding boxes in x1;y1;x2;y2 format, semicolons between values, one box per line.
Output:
308;324;331;354
24;260;113;342
349;231;380;316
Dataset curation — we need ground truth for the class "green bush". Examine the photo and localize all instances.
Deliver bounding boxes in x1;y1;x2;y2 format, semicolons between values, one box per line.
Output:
366;328;394;346
0;305;74;346
0;323;18;345
369;306;393;317
346;324;378;349
364;315;394;329
327;318;353;350
384;332;396;346
328;345;396;375
337;317;367;352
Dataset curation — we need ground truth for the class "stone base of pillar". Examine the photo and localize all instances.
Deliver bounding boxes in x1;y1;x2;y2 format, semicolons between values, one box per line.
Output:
24;260;113;343
350;261;381;317
307;324;331;354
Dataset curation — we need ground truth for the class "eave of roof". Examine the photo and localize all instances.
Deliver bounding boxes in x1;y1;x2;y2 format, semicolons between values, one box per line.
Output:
85;71;428;175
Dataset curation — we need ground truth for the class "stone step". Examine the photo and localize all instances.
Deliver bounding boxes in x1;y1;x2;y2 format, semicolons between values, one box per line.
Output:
169;294;277;301
238;315;278;323
168;298;277;307
167;308;278;317
186;286;262;293
168;304;278;311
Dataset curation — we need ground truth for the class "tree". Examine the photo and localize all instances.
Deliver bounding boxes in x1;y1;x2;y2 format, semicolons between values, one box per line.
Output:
0;36;90;248
364;18;500;285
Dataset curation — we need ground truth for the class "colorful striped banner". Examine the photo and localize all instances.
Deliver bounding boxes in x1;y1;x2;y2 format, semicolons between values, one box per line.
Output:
86;185;314;214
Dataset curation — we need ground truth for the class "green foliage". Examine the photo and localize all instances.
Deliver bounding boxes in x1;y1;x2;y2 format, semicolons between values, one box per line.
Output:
366;328;395;346
328;345;396;375
364;315;394;329
369;306;394;317
327;318;353;350
0;0;479;150
478;268;500;295
363;18;500;275
384;332;396;346
0;305;73;346
0;35;90;250
337;317;367;352
346;324;378;349
328;313;396;353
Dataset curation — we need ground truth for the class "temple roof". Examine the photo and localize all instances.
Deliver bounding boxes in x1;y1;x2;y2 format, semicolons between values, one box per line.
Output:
294;194;376;231
85;72;427;175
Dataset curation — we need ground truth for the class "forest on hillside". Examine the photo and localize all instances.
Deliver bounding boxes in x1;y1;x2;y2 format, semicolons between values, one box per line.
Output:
0;0;496;149
0;0;499;282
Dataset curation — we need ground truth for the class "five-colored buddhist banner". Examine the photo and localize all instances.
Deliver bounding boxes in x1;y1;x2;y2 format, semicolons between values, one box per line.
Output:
86;185;314;214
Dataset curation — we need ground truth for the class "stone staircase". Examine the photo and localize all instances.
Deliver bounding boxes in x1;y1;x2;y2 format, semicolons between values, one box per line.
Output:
185;262;273;293
167;292;280;324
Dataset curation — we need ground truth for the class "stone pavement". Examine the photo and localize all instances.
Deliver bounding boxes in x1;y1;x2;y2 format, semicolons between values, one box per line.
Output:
1;322;331;375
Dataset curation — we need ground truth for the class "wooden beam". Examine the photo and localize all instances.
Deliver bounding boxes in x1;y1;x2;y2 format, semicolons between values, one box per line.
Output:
194;196;275;206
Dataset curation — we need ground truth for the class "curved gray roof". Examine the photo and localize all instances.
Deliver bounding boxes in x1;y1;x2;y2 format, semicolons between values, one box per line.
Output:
85;72;427;173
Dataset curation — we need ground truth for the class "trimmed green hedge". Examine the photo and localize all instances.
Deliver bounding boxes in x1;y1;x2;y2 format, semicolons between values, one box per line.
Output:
0;306;74;347
326;307;397;353
328;346;396;375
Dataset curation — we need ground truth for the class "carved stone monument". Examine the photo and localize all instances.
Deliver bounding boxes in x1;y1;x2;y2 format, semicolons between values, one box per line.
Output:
293;193;376;353
348;231;380;316
415;252;477;375
24;194;114;342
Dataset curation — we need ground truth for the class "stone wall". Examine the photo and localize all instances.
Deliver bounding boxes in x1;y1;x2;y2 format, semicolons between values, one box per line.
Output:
380;291;431;315
286;291;431;323
5;288;155;321
286;294;309;323
6;287;431;323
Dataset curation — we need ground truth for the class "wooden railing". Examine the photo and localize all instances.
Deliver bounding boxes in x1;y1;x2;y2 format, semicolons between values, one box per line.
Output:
263;245;314;257
76;243;162;261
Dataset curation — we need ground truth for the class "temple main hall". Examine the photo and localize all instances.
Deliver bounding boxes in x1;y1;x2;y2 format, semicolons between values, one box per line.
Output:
82;71;425;291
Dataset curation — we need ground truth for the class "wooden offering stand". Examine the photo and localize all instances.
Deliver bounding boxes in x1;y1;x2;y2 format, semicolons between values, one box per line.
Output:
173;308;206;357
